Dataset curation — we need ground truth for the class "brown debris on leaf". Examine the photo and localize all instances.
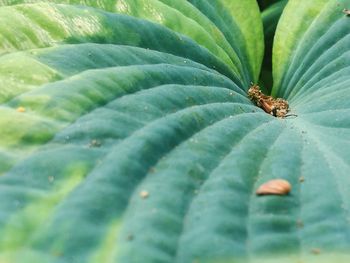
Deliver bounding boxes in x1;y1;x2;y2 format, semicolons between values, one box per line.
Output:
248;85;289;118
256;179;291;196
343;8;350;16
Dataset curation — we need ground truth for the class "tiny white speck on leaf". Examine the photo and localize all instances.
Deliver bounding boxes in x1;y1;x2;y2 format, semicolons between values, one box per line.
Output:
139;190;149;199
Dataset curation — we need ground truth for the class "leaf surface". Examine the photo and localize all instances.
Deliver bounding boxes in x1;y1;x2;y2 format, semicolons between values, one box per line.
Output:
1;1;350;263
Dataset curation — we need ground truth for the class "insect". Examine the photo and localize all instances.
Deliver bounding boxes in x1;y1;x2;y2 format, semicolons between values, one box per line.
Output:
248;84;289;118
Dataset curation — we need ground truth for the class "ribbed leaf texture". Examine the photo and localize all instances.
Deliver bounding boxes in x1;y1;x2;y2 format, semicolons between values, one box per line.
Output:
0;0;349;262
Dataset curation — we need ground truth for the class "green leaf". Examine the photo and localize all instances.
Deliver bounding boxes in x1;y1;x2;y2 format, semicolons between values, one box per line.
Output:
0;0;350;263
257;0;284;11
272;0;350;97
0;2;239;83
267;0;350;260
259;0;287;90
187;0;263;83
0;0;264;85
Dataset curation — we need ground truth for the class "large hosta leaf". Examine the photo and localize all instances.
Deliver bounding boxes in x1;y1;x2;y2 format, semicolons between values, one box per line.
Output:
0;0;350;263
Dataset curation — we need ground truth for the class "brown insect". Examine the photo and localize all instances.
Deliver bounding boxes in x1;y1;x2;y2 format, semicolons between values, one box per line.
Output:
248;84;289;118
256;179;291;195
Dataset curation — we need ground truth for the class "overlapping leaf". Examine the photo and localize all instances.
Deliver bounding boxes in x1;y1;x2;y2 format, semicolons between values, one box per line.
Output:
259;0;287;89
0;0;349;263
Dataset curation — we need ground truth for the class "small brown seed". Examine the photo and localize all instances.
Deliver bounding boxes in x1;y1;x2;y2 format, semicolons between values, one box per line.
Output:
256;179;291;195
